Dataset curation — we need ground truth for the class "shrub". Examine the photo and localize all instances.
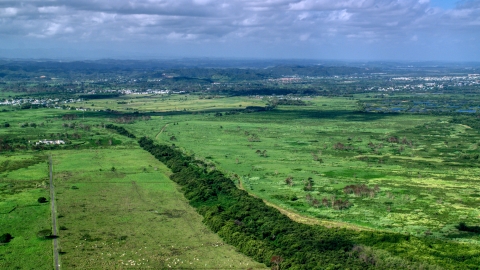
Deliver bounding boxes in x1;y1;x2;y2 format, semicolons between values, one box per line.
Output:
0;233;13;243
37;197;47;203
37;229;53;239
456;222;480;233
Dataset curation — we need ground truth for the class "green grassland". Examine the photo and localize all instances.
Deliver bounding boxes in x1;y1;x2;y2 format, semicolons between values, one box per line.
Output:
0;153;52;269
53;148;265;269
1;93;480;268
0;108;266;269
125;95;480;242
81;94;266;113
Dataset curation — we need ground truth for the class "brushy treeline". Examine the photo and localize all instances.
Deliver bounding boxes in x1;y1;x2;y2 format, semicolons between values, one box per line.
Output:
101;123;479;269
138;136;368;269
137;136;480;270
104;124;136;138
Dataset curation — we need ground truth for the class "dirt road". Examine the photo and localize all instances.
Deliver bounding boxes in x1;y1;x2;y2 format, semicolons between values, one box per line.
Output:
49;155;60;270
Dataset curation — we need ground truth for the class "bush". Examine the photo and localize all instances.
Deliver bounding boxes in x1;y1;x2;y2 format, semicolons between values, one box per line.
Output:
37;229;53;239
138;136;480;269
0;233;13;243
37;197;47;203
456;222;480;233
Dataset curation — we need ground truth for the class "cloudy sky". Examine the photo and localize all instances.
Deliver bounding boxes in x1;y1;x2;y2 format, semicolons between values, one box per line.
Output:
0;0;478;61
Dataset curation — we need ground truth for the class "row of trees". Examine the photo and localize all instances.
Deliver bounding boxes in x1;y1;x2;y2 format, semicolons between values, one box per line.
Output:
138;136;413;269
98;125;479;269
139;137;369;269
104;124;136;138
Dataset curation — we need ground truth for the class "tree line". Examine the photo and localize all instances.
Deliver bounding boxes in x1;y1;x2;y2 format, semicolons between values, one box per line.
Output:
104;124;136;138
102;124;479;269
137;137;480;269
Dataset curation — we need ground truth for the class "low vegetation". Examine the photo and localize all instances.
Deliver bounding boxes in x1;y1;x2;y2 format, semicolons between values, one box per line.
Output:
139;136;480;269
1;60;480;268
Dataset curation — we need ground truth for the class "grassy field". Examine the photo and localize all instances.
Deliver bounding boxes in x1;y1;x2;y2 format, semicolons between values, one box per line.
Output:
0;153;52;269
0;106;267;269
125;95;480;242
53;148;265;269
1;93;480;268
81;94;267;113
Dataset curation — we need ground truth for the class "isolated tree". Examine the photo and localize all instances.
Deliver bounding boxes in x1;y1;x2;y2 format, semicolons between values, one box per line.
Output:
37;197;47;203
0;233;12;243
333;142;345;150
322;197;329;207
312;198;320;208
37;229;53;239
305;193;313;204
303;177;314;191
270;255;283;270
387;136;399;143
285;176;293;187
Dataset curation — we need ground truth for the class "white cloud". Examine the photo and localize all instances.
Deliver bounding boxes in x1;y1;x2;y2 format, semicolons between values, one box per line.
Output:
327;9;352;21
0;0;477;60
289;0;376;11
38;6;63;13
166;31;198;40
0;7;18;17
299;33;310;41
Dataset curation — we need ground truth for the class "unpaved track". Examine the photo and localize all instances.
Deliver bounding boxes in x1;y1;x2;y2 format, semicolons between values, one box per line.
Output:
49;155;60;270
238;178;374;231
155;123;170;139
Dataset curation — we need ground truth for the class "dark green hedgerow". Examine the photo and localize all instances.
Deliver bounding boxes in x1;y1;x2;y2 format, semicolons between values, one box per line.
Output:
104;124;136;138
138;137;480;270
139;137;367;269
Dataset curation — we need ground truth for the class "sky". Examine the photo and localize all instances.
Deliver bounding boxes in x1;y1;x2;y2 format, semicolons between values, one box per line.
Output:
0;0;478;61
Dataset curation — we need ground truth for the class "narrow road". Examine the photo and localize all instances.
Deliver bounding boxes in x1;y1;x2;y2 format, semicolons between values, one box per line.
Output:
49;155;60;270
155;123;170;139
238;178;374;231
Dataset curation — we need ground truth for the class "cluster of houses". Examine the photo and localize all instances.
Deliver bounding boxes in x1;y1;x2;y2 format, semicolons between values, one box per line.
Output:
34;140;65;145
0;98;80;106
88;89;174;95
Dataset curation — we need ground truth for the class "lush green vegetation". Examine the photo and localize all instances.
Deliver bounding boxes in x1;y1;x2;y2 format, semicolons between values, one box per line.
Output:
125;96;479;242
0;153;52;269
1;60;480;269
138;136;480;269
53;148;265;269
0;109;266;269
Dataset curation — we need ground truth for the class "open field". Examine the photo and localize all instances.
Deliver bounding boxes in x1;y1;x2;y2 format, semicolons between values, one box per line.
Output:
0;153;52;269
0;107;266;269
52;148;266;269
125;95;480;242
79;94;267;113
2;92;480;268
